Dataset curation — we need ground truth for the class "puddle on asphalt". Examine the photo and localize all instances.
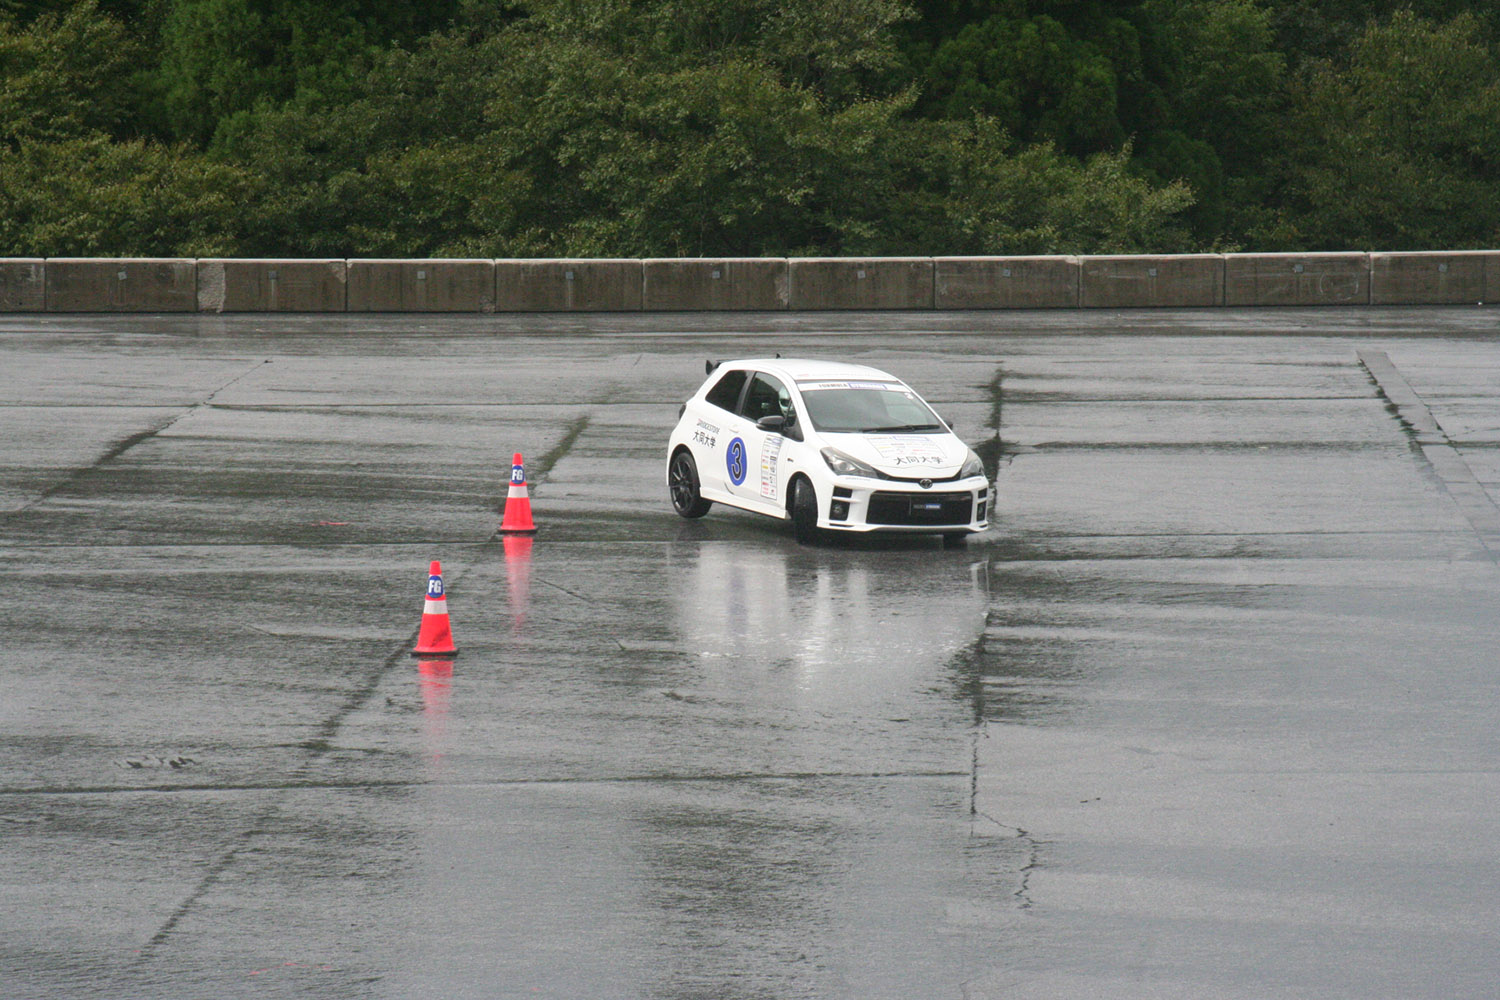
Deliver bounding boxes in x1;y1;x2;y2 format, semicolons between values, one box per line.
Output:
664;539;990;715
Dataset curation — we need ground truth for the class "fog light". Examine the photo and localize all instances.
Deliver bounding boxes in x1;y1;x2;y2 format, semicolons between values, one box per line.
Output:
830;500;850;521
977;501;987;521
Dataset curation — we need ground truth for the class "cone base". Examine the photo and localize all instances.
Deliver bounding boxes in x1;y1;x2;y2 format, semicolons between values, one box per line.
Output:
411;648;459;658
499;526;538;535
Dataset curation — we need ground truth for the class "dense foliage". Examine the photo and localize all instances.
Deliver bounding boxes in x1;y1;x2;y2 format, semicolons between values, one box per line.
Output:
1;0;1495;256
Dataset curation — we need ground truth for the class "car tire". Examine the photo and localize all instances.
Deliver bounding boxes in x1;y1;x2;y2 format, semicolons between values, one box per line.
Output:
669;450;712;518
790;477;820;545
941;531;968;549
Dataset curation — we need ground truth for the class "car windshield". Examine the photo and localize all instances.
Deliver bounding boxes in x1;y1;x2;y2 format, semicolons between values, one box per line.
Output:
797;380;945;433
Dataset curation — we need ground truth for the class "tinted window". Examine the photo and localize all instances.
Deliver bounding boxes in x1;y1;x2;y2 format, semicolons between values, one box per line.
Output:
742;373;794;423
703;369;748;412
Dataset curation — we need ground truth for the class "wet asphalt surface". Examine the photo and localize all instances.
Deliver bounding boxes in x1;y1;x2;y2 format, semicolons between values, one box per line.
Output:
2;308;1499;999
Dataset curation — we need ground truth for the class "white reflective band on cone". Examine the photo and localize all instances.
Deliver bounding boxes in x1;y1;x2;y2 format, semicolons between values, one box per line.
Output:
424;599;449;614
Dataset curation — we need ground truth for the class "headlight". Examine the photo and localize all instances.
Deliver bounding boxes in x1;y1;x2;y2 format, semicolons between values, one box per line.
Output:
960;450;986;479
821;447;879;478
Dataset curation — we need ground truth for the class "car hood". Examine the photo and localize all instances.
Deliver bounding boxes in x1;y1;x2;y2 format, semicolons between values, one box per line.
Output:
820;431;969;477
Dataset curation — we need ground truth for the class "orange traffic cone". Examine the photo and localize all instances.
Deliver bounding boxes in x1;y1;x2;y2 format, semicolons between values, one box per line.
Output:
499;452;538;534
412;560;458;657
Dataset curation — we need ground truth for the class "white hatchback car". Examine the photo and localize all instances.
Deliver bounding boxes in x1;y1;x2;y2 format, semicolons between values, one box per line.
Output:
666;358;990;545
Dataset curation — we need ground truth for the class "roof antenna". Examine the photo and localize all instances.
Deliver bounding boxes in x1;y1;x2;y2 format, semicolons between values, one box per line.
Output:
775;352;782;358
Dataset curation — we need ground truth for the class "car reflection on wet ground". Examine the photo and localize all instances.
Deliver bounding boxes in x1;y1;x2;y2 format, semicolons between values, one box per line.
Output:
2;309;1498;999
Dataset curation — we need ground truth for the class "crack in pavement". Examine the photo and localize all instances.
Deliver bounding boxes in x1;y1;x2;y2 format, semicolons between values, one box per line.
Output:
4;359;273;517
525;414;592;492
1358;349;1500;562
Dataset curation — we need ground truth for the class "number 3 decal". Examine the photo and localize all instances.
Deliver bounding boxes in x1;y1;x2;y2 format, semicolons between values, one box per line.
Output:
726;437;747;486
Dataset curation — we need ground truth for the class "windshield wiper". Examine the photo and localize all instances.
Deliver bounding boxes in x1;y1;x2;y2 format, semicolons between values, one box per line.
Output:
860;423;943;433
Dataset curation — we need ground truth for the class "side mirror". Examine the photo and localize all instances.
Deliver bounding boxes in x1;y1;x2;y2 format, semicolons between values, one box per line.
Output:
756;414;786;432
705;359;720;374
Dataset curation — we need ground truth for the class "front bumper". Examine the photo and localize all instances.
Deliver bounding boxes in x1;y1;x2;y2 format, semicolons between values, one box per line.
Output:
820;476;990;533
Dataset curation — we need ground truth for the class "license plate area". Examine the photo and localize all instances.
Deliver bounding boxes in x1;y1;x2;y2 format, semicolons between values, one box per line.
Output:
867;490;972;526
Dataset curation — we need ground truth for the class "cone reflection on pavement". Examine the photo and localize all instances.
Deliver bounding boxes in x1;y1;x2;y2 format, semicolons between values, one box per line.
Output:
500;452;538;534
417;659;453;721
503;533;533;633
416;658;453;769
412;559;458;657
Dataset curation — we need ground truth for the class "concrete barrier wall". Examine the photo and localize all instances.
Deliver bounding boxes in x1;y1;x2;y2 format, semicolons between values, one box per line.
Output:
1370;251;1495;305
198;259;346;312
495;259;642;311
1225;253;1369;306
45;258;197;312
643;258;788;311
1081;255;1224;308
790;258;933;310
935;256;1079;309
6;253;1499;312
347;259;495;312
0;259;44;311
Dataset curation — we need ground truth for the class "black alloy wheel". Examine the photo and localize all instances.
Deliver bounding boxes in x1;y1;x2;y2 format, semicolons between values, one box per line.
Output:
669;451;712;518
790;477;820;545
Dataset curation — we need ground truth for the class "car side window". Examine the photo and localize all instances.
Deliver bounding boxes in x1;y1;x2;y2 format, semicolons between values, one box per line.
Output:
741;373;795;424
703;369;748;413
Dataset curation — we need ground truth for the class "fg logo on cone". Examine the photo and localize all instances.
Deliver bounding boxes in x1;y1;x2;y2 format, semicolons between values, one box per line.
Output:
427;575;445;598
511;465;525;485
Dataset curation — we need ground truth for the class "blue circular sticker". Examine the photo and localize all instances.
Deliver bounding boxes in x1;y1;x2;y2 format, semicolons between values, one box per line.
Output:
726;437;747;486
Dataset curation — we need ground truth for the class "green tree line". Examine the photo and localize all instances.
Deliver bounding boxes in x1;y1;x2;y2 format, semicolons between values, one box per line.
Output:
1;0;1496;257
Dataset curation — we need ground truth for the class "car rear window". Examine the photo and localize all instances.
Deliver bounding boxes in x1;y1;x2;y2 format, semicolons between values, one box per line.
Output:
703;369;748;412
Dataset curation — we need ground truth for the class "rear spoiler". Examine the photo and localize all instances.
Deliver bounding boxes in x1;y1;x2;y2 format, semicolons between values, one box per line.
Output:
706;355;781;374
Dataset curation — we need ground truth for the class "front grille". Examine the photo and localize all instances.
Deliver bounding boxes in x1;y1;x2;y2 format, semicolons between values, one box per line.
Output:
876;469;966;483
866;490;974;526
